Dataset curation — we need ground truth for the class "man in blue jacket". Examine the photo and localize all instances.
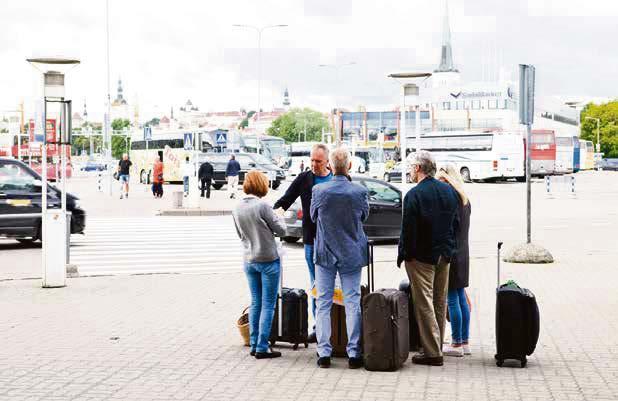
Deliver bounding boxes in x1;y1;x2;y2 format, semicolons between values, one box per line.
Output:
310;147;369;369
225;154;241;199
397;151;459;367
273;143;332;343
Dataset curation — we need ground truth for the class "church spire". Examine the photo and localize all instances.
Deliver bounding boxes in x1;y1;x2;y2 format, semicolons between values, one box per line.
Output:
435;0;458;73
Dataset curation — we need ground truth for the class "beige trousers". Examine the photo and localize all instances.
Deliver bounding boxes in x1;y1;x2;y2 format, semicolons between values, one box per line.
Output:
405;258;450;357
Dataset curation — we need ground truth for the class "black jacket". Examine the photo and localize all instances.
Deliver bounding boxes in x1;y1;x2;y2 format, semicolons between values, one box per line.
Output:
397;177;460;267
449;201;471;289
198;162;214;180
273;171;319;245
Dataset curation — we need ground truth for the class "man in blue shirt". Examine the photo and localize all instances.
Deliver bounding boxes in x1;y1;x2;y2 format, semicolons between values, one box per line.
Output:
274;144;332;343
397;151;459;367
310;147;369;369
225;154;241;199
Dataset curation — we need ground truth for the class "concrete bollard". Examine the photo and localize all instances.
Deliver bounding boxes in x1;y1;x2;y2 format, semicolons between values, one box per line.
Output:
172;191;183;209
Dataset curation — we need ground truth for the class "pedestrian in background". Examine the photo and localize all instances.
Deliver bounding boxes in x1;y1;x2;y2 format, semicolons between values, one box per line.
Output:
397;151;459;367
273;143;333;344
310;147;369;369
181;157;194;197
226;154;241;199
117;153;132;199
233;171;287;359
152;156;164;198
436;164;472;357
198;159;214;199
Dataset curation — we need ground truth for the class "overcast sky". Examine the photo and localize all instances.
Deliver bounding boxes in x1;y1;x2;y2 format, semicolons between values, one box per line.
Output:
1;0;617;121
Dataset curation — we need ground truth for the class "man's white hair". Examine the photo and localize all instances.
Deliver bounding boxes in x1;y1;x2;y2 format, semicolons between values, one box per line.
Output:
407;150;436;177
330;146;351;175
311;143;329;159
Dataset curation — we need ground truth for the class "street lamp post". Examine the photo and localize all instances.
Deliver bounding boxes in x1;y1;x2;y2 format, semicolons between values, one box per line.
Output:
233;24;288;153
319;62;356;145
387;72;432;184
585;116;601;153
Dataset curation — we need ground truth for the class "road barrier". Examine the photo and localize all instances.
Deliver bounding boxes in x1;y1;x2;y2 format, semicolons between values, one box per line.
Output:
545;175;576;199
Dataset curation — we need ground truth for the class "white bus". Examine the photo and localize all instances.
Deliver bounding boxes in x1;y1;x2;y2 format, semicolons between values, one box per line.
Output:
555;136;575;174
241;135;289;168
409;131;525;182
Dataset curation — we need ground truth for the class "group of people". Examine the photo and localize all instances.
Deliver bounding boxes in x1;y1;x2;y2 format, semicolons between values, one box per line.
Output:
233;143;472;368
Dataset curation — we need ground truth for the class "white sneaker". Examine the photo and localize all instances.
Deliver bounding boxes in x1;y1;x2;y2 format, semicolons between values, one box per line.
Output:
463;344;471;355
443;345;464;357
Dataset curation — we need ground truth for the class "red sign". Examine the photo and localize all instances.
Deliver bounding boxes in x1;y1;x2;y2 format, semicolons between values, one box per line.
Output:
46;119;56;143
29;119;35;142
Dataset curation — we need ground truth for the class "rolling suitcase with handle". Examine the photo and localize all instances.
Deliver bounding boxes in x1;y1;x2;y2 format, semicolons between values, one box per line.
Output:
495;242;540;368
362;241;410;371
397;280;421;352
269;242;309;350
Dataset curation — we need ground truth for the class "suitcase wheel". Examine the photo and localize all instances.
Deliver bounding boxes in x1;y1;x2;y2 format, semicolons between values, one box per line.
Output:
304;342;308;349
496;359;504;367
270;340;276;347
293;343;299;351
520;357;527;368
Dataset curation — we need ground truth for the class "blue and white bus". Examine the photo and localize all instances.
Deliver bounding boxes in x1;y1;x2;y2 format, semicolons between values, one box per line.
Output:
555;136;575;174
572;136;581;172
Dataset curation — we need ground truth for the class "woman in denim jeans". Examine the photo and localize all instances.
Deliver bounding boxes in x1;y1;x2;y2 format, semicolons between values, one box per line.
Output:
436;164;472;357
233;171;287;359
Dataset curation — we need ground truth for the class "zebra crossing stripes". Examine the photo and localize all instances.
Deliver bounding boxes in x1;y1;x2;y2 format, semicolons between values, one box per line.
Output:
70;216;308;276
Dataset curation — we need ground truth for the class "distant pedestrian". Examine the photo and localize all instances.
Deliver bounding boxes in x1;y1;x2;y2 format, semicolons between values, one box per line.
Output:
152;156;164;198
225;154;241;199
233;171;287;359
117;153;132;199
299;160;305;174
397;151;459;367
436;164;472;357
310;147;369;369
198;159;214;199
181;157;194;197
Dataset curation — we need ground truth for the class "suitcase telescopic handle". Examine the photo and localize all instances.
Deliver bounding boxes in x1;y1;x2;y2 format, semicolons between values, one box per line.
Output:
367;240;375;293
497;242;503;288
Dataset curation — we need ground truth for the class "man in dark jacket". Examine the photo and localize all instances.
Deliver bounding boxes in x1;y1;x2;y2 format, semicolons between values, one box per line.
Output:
225;154;241;199
198;160;214;198
397;150;459;367
273;143;332;343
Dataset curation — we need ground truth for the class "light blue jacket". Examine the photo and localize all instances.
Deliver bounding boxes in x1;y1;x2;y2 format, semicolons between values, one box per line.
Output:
310;175;369;272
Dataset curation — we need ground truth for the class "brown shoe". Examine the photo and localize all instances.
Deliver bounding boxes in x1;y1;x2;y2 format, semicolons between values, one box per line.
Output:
412;354;444;366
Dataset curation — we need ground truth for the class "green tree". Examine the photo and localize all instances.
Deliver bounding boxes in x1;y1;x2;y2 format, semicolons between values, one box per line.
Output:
580;101;618;158
238;110;256;130
267;108;329;143
111;119;131;159
145;118;160;127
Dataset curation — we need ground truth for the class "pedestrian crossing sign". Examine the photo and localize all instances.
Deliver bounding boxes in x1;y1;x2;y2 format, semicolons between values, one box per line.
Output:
216;132;227;145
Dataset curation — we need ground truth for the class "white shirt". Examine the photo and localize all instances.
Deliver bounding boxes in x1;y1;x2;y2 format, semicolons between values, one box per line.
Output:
181;163;194;178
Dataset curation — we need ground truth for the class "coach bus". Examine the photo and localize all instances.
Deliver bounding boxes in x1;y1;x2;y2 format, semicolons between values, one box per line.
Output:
555;136;575;174
584;140;595;170
241;134;289;168
530;130;556;176
408;131;525;182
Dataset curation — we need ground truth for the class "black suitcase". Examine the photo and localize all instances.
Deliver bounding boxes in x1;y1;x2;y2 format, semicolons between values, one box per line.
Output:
397;280;421;352
495;242;540;368
362;241;410;371
269;242;309;350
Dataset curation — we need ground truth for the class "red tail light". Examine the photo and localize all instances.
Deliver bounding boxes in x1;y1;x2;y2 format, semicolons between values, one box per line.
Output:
297;209;303;219
493;160;498;170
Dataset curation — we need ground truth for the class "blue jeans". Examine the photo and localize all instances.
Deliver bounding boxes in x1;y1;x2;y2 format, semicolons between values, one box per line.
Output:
315;265;362;358
304;245;317;322
183;177;189;193
447;288;470;344
244;259;281;353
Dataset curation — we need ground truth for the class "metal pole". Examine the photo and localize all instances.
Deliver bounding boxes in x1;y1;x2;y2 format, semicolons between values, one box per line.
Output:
42;100;48;215
526;123;531;243
106;0;112;196
256;29;262;154
400;85;407;180
596;119;600;153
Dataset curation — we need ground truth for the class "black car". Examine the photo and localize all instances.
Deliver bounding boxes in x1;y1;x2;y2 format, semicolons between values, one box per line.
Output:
0;158;86;243
282;176;402;243
198;152;286;190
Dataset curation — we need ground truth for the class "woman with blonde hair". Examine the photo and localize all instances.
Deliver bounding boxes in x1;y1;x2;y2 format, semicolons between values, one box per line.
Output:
233;170;287;359
436;164;472;357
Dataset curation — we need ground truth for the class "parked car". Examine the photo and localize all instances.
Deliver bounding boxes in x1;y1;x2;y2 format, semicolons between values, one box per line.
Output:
281;176;402;243
198;152;286;190
383;162;411;183
597;158;618;171
80;161;107;172
0;158;86;243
